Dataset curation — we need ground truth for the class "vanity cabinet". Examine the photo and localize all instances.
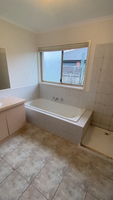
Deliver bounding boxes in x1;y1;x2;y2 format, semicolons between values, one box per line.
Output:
0;97;26;142
0;112;9;141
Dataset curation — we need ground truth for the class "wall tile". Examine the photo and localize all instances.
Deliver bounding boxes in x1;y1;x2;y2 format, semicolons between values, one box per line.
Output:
95;93;107;104
91;69;100;82
105;95;113;106
103;105;113;117
102;58;113;71
100;124;109;130
87;92;96;102
105;44;113;58
101;115;111;126
91;121;100;127
92;58;103;70
97;82;110;94
89;81;98;93
110;117;113;127
100;71;111;83
94;44;106;58
86;101;94;111
94;103;104;114
92;112;102;123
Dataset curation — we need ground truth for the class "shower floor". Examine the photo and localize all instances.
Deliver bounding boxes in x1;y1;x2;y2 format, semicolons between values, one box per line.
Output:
82;126;113;160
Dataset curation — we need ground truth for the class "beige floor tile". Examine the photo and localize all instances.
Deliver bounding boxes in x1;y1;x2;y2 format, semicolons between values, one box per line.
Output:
65;157;92;191
0;171;29;200
94;157;113;180
19;185;46;200
0;159;13;184
88;170;113;200
0;140;18;158
31;145;55;163
55;142;77;158
4;144;33;169
74;149;97;170
9;132;32;145
47;152;72;176
85;193;98;200
32;165;62;200
16;154;45;183
53;177;86;200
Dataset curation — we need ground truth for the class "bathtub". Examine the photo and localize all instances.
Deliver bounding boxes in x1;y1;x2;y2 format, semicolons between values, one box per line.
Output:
25;98;92;145
25;98;85;122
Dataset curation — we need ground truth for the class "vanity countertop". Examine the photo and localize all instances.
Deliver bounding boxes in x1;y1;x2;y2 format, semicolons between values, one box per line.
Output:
0;96;26;112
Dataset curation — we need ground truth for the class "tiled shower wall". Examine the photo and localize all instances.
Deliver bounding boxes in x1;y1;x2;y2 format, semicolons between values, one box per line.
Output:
0;85;39;102
92;44;113;131
39;43;113;131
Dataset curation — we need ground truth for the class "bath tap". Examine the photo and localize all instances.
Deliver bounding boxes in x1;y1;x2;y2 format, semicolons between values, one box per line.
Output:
55;97;58;101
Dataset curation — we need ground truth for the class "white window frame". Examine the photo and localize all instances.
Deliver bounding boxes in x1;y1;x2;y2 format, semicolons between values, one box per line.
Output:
38;41;91;90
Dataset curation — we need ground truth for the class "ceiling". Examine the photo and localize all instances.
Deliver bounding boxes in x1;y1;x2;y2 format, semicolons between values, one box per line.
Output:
0;0;113;33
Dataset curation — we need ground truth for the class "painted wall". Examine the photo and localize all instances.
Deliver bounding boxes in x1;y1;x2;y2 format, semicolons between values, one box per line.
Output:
37;18;113;90
0;19;38;89
0;19;39;101
37;18;113;131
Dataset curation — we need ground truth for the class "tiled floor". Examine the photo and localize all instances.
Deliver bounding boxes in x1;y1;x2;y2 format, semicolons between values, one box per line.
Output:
0;123;113;200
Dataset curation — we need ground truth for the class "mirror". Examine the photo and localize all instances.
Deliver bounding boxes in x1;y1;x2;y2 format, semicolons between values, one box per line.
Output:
0;47;10;90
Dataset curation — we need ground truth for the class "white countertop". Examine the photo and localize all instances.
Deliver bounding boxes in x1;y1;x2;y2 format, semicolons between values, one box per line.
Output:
0;96;26;112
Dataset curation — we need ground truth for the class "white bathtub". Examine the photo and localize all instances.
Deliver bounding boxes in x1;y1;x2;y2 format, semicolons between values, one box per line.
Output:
25;98;86;122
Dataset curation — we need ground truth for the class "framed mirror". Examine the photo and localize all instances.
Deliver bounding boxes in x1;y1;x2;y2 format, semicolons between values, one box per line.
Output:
0;47;10;90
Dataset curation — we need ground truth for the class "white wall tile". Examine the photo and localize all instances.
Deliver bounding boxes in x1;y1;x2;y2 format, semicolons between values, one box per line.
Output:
105;95;113;106
102;58;113;71
92;58;103;70
89;81;98;93
87;92;96;102
91;69;100;82
94;44;106;58
91;121;100;127
100;124;109;130
103;105;113;117
101;115;111;125
95;93;107;104
86;101;94;111
94;103;104;114
100;71;111;83
108;83;113;95
92;112;102;123
97;82;110;94
110;117;113;127
105;44;113;58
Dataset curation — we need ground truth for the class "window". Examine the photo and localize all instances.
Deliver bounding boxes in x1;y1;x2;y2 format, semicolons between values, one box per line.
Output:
39;42;90;88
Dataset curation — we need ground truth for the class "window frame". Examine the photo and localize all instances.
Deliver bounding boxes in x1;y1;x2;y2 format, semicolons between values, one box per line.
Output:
39;41;91;90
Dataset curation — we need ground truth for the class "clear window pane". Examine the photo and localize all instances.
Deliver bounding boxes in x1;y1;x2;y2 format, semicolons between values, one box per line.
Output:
62;47;88;85
42;51;61;83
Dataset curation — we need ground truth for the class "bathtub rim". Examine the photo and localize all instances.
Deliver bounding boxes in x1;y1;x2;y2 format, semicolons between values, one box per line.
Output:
25;103;93;128
25;99;86;123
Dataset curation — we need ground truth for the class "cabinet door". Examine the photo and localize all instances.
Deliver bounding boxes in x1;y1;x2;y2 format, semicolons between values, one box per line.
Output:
6;104;26;135
0;112;9;141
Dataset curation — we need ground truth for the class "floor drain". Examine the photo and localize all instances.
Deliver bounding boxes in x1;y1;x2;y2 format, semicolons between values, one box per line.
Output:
105;132;109;135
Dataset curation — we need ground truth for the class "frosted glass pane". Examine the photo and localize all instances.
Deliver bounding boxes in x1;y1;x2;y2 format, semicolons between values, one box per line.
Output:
42;51;61;83
62;47;88;85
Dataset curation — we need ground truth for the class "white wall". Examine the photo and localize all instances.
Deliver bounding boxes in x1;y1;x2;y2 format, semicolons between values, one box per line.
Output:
37;18;113;90
0;19;38;88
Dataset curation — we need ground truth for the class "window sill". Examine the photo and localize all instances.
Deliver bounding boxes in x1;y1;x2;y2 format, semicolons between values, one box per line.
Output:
39;82;84;90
